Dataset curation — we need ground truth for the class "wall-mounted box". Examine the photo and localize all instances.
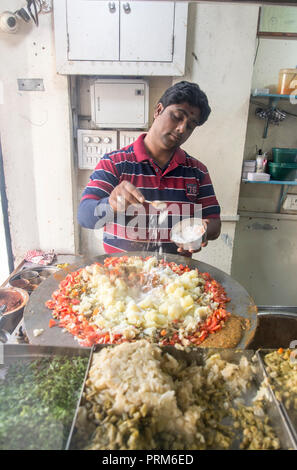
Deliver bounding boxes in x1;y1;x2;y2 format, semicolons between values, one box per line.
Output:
77;129;117;169
119;130;144;148
283;194;297;211
53;0;188;76
90;79;149;129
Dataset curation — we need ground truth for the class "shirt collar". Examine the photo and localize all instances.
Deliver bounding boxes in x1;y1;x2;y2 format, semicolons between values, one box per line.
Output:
133;133;186;165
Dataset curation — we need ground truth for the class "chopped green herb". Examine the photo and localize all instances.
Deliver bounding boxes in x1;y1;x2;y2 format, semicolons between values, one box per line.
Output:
0;355;88;450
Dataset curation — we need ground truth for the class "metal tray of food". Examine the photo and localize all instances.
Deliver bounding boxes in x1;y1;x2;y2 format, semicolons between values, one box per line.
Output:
66;345;296;450
257;349;297;446
0;344;92;450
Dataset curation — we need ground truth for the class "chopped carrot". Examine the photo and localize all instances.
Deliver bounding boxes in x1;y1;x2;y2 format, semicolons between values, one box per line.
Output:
160;329;167;337
278;348;284;354
49;319;57;328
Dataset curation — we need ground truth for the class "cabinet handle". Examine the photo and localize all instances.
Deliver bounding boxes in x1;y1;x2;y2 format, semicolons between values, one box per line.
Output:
108;2;116;13
123;2;131;13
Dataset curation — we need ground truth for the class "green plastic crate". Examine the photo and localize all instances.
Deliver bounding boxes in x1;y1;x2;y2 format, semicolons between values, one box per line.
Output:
272;148;297;163
268;162;297;181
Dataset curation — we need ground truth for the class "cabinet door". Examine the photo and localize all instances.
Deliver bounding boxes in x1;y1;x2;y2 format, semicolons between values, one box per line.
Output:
67;0;120;61
92;81;148;128
120;1;175;62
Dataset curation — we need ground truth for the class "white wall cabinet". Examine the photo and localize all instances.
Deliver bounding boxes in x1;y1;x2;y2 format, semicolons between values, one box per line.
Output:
53;0;188;75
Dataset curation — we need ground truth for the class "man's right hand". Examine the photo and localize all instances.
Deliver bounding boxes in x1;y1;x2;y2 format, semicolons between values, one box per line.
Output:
109;181;145;213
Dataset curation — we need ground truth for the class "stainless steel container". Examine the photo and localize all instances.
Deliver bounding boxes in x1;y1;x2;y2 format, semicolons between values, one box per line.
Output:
248;306;297;350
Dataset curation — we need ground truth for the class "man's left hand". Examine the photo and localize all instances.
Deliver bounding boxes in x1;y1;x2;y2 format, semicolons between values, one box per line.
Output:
177;218;221;257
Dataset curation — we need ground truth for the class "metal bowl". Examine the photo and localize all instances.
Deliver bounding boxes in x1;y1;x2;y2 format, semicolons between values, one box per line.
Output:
9;266;58;293
0;288;29;340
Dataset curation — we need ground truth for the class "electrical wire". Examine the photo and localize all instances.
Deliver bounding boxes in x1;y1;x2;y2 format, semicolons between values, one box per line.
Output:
253;37;260;66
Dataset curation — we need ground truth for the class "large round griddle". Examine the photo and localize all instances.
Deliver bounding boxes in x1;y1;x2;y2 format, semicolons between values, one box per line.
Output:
24;252;258;349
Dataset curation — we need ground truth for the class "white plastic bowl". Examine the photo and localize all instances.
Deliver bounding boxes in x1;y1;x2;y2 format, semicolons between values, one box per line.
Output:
171;218;206;251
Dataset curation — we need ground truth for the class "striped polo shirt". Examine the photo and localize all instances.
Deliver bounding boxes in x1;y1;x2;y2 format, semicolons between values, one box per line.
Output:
79;133;220;253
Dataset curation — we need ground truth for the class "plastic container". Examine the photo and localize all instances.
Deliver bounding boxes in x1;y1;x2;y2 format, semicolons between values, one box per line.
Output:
171;218;206;251
268;162;297;181
247;172;270;182
272;147;297;164
277;69;297;95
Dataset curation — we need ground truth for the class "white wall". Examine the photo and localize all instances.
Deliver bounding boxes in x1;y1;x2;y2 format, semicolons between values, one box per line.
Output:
252;38;297;91
0;1;77;266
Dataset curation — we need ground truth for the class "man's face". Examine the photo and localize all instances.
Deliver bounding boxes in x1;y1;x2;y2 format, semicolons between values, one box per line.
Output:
152;101;201;150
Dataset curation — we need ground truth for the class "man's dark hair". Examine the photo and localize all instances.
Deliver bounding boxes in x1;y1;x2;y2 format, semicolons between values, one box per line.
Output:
158;81;211;126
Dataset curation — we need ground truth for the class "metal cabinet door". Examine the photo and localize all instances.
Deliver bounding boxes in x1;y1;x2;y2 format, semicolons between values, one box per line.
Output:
67;0;120;61
92;80;148;128
120;1;175;62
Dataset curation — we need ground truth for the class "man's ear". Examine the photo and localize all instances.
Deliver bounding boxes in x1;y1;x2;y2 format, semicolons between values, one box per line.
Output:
154;103;164;119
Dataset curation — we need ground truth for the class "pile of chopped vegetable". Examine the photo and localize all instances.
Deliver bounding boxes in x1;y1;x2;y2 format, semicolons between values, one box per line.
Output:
71;342;280;450
0;355;88;450
45;256;231;347
264;348;297;410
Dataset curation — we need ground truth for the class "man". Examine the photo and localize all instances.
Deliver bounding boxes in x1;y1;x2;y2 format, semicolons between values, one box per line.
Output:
78;81;221;256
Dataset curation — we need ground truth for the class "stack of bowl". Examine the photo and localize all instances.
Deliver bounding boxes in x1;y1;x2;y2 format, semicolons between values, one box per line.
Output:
268;148;297;181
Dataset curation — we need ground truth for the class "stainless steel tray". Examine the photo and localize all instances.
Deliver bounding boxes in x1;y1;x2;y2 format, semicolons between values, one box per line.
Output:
0;344;92;450
66;346;296;450
257;349;297;447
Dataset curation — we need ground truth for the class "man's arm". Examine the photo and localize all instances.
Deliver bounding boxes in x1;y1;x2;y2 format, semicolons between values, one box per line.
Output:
77;155;119;229
77;156;145;230
77;197;113;229
205;217;221;241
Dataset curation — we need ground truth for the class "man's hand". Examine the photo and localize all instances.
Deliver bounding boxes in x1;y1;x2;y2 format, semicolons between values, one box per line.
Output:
109;181;145;212
177;218;221;257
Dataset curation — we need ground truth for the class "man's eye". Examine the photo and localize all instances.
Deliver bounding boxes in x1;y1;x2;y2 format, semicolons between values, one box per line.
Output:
171;112;182;121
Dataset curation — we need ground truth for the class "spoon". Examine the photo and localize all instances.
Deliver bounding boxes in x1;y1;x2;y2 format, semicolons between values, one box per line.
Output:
145;200;167;211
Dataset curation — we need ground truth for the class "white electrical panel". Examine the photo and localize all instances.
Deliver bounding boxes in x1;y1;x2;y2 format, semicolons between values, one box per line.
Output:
77;129;117;169
90;79;149;129
119;131;144;148
283;194;297;211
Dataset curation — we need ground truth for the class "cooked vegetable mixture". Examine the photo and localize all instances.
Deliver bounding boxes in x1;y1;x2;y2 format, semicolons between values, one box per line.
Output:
0;355;88;450
71;341;280;450
46;256;231;347
264;348;297;410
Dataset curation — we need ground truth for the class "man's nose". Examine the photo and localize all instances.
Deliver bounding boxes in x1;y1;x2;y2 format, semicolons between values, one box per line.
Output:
176;119;187;134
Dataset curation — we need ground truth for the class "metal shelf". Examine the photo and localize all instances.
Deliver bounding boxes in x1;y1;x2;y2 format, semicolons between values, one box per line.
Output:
252;93;297;100
251;93;297;138
242;179;297;185
242;179;297;212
